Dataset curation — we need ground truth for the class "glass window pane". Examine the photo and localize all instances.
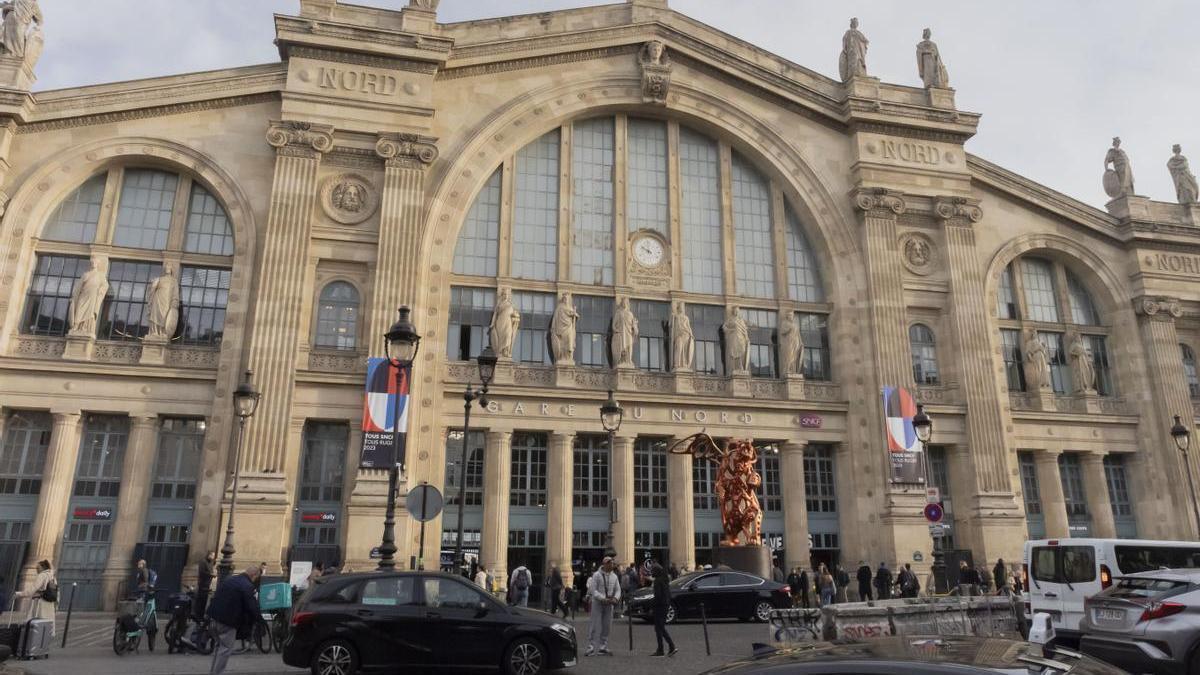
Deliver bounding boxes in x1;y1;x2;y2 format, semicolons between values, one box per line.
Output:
804;445;837;513
909;323;940;385
184;183;234;256
0;412;51;496
687;304;725;376
785;204;823;303
797;313;830;381
740;308;777;378
1104;454;1134;519
571;118;615;286
1039;331;1069;395
1019;452;1042;516
1085;335;1113;396
1067;271;1100;326
315;282;360;351
573;435;610;509
151;418;203;501
509;432;548;507
512;292;555;365
574;295;613;368
679;129;723;294
997;264;1019;320
446;286;496;361
113;170;178;250
731;154;775;299
1058;453;1089;519
100;260;162;341
445;429;484;507
299;422;347;505
627;118;669;237
22;255;89;336
1183;345;1200;399
42;174;106;244
634;437;668;509
1000;329;1026;392
512;130;560;281
179;266;231;346
453;169;501;277
1021;258;1060;323
73;416;128;498
632;300;670;372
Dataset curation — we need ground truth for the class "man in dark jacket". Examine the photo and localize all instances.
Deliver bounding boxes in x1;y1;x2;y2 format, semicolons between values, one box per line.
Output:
207;565;261;675
993;559;1008;595
650;564;677;657
195;551;216;619
874;562;892;601
856;561;873;602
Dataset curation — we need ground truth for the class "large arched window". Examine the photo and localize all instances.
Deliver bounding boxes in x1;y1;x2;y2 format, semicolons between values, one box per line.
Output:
446;115;830;384
909;323;940;385
314;282;360;351
24;167;234;346
996;256;1113;397
1183;344;1200;400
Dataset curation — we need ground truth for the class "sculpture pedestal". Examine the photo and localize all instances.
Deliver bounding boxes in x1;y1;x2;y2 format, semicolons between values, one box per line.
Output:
714;544;771;579
63;333;95;361
731;372;752;398
1036;389;1057;411
786;374;806;400
140;335;168;366
673;371;694;395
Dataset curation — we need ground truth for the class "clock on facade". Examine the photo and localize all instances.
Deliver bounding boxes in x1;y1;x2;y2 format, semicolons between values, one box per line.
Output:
632;235;665;268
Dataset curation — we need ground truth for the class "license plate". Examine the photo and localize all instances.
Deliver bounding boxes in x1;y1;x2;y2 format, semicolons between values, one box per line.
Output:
1096;608;1124;622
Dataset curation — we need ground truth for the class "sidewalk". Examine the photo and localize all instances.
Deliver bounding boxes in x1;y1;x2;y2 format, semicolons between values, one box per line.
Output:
9;647;302;675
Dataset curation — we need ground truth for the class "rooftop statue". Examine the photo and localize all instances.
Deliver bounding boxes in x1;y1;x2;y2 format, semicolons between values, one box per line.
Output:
1168;144;1198;206
408;0;439;9
916;28;949;88
671;433;763;547
1103;137;1135;199
838;17;869;82
0;0;42;62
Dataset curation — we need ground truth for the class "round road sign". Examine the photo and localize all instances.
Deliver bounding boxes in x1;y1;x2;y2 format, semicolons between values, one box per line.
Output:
923;502;944;523
406;483;444;523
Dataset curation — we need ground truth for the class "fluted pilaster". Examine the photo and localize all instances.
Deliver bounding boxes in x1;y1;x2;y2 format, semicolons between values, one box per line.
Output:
546;432;575;581
610;435;636;564
1034;450;1068;539
1080;451;1116;538
779;441;810;571
667;443;694;570
853;187;913;391
102;415;160;606
26;411;82;575
481;431;513;585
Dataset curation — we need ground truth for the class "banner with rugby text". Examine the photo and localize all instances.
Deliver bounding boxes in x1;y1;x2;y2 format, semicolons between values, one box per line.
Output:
360;357;411;469
882;385;926;485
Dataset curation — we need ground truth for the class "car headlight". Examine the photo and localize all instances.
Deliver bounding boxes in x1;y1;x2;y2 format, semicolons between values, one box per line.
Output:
551;622;573;639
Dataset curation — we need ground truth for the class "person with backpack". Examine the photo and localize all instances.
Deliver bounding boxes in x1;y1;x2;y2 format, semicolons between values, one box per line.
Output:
817;564;836;606
856;560;873;602
134;558;158;600
15;559;57;636
649;563;677;657
900;563;920;598
547;565;568;619
509;564;531;607
834;565;850;604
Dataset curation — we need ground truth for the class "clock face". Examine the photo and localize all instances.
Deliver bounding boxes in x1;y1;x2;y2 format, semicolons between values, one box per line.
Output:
633;236;665;267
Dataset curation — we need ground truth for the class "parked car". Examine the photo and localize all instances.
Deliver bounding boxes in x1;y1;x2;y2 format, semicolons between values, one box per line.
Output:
282;571;576;675
700;635;1128;674
1079;568;1200;674
1023;537;1200;640
626;569;791;624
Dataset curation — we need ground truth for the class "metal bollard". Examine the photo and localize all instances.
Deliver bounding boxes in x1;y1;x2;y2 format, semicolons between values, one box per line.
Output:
700;601;711;656
61;582;77;648
627;608;633;651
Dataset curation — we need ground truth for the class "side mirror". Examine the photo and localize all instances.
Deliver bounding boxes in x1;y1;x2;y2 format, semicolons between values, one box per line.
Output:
475;600;489;617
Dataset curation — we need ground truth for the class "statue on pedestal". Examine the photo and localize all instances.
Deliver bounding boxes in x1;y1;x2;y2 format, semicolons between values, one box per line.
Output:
489;287;520;359
1023;330;1052;390
0;0;42;62
611;296;638;369
1103;137;1135;199
68;256;108;337
1168;144;1198;205
408;0;439;9
550;291;579;366
671;433;763;547
838;17;869;82
1067;332;1096;394
779;313;805;376
723;305;750;374
146;267;180;340
670;300;694;371
916;28;949;89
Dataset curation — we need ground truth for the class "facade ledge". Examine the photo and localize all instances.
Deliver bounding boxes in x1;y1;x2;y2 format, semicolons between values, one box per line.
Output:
1009;392;1136;419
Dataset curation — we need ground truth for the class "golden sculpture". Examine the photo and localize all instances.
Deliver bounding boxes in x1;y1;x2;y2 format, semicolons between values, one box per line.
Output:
671;433;763;547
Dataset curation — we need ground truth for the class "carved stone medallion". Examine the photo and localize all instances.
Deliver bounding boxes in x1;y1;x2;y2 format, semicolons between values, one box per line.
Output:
900;232;936;275
320;173;378;225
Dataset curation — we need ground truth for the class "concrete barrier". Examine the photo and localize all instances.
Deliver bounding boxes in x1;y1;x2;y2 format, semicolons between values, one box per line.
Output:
768;595;1021;647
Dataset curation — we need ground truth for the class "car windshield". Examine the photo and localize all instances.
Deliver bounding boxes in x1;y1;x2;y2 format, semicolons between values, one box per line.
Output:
1103;577;1190;599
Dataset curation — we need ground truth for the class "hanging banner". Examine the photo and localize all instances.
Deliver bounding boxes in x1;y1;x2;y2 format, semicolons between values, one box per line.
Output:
360;357;411;469
883;385;926;484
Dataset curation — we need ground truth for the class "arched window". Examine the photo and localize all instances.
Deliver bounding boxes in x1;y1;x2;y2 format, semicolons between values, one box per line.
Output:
731;153;774;298
314;282;360;351
452;168;500;277
909;323;940;385
1183;344;1200;400
25;167;235;343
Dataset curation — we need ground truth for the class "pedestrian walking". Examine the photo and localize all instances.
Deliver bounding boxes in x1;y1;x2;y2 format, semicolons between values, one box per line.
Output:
957;560;980;597
874;562;892;601
817;564;835;606
979;563;994;594
771;559;785;584
900;563;920;598
618;564;635;618
786;567;803;607
649;563;677;657
134;558;158;600
798;567;811;608
668;563;679;580
548;565;569;619
195;551;216;619
856;560;873;602
993;559;1009;595
834;566;850;604
509;564;532;607
14;559;56;638
207;564;261;675
585;556;620;656
474;564;489;589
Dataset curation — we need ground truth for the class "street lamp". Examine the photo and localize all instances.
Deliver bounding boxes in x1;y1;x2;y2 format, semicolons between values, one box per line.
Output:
218;369;261;581
378;307;421;570
1171;415;1200;539
452;345;497;574
912;403;945;593
600;390;624;559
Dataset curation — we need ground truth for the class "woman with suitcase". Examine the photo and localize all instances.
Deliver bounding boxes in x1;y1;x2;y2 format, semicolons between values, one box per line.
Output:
9;559;56;658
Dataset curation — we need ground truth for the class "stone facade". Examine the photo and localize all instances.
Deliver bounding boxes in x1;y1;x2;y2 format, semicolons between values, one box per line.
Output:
0;0;1198;609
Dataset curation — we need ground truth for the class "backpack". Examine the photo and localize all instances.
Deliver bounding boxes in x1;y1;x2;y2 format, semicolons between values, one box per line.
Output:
39;579;58;603
514;569;530;591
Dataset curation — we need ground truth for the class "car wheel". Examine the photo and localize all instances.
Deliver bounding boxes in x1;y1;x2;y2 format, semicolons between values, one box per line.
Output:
1189;647;1200;675
665;604;676;625
311;639;358;675
503;637;546;675
754;600;774;623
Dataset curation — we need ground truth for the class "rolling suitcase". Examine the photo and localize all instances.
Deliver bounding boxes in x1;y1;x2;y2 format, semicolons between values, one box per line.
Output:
16;618;52;659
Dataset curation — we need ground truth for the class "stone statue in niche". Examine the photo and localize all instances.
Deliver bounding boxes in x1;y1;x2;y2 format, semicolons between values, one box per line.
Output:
0;0;42;61
838;17;869;82
1067;332;1096;394
489;286;520;359
639;40;672;105
550;291;579;366
611;296;639;369
779;313;805;376
670;300;694;372
723;305;750;374
1022;329;1052;391
146;267;180;340
916;28;949;89
1168;144;1198;205
69;255;109;337
331;181;367;214
1103;137;1135;199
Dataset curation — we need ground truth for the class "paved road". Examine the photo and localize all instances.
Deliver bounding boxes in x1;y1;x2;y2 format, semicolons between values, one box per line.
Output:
10;613;769;675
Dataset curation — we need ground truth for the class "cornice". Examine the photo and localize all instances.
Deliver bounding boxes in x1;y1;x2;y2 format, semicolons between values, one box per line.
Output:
287;45;438;75
438;45;637;81
967;154;1120;237
17;93;280;135
275;14;452;61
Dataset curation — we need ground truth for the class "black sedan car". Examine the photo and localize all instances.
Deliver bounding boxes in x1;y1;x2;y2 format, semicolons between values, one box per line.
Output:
282;571;576;675
627;569;791;624
701;636;1129;674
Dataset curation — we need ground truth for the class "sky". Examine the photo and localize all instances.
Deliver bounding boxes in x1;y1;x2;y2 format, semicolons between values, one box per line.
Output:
38;0;1200;209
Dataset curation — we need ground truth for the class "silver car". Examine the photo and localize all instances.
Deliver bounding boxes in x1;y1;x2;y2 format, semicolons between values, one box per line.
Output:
1079;568;1200;674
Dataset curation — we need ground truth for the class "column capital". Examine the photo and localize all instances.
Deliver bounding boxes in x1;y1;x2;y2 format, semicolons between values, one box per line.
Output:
1079;449;1109;463
933;196;983;225
375;132;439;169
550;430;576;442
266;120;334;156
851;187;906;218
50;410;82;425
1034;447;1063;462
129;414;160;431
1134;296;1183;322
485;429;513;442
780;440;809;455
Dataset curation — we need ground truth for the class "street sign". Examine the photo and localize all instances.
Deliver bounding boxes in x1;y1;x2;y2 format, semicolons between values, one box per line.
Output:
923;502;944;523
925;487;940;504
406;483;444;523
928;524;946;537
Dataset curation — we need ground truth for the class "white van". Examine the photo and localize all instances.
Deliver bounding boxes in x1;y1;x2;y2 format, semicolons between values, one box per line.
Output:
1023;538;1200;638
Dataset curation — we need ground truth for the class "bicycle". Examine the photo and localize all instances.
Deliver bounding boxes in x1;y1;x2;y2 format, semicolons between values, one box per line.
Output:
112;591;158;655
163;587;214;655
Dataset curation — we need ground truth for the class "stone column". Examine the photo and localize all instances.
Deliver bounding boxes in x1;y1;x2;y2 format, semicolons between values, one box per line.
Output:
546;432;575;582
779;441;810;572
610;435;635;564
1033;450;1069;539
1080;451;1117;539
100;415;160;607
24;411;82;580
667;444;695;570
481;431;513;586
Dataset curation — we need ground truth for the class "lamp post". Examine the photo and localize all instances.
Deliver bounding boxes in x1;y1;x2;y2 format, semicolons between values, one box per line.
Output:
378;307;421;571
452;346;498;574
912;403;945;593
600;390;624;559
217;369;261;581
1170;415;1200;539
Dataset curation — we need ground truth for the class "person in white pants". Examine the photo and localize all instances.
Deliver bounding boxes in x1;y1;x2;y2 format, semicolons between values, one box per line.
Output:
586;556;621;656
